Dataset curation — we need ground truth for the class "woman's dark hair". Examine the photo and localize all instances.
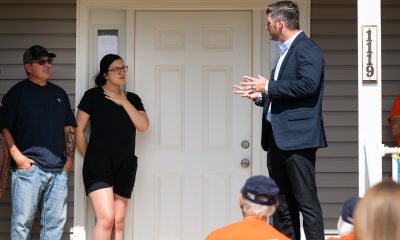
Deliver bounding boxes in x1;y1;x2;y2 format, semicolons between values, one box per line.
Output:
94;54;123;86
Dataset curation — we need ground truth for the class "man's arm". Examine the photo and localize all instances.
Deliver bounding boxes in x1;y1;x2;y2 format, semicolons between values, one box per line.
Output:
1;128;34;170
390;115;400;138
63;126;76;173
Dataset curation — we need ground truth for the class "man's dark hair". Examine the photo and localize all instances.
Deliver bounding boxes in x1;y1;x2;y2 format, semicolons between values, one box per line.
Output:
266;1;300;30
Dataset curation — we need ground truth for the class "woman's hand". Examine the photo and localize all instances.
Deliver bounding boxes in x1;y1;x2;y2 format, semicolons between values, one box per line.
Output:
104;90;128;106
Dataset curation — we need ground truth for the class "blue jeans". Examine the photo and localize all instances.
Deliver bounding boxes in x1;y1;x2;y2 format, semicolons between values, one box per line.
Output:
11;164;68;240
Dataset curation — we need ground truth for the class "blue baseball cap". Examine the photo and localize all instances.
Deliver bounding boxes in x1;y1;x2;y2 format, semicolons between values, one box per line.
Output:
340;197;360;224
241;175;279;206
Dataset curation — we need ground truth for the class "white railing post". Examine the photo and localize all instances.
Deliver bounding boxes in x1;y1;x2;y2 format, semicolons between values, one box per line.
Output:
383;146;400;182
357;0;382;196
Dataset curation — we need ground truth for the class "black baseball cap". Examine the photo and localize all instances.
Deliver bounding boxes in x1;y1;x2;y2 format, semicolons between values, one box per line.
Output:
241;175;279;206
23;45;56;64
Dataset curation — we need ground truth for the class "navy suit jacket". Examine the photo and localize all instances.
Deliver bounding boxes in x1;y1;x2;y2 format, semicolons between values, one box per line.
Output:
260;31;327;151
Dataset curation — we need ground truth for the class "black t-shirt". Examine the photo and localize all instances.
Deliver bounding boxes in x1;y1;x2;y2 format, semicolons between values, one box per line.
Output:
1;79;77;170
78;87;145;172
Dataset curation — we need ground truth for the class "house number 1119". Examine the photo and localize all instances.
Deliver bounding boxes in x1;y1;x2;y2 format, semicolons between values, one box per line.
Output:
362;25;377;82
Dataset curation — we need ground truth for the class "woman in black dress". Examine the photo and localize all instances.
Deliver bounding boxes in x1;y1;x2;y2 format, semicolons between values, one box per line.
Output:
76;54;149;240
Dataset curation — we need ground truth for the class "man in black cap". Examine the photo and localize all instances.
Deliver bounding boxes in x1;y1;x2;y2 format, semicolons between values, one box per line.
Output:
205;175;290;240
1;45;77;239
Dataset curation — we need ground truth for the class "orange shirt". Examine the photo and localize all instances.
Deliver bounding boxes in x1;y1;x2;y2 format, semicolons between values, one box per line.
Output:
389;96;400;146
205;217;290;240
327;233;354;240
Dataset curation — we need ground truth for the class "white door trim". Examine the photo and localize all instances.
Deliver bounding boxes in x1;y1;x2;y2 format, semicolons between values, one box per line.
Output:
74;1;310;239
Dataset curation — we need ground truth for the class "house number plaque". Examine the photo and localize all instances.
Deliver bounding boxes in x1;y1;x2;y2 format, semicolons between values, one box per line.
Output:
362;25;378;83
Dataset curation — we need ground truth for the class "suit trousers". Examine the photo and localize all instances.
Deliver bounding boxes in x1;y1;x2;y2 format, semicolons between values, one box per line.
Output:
266;122;324;240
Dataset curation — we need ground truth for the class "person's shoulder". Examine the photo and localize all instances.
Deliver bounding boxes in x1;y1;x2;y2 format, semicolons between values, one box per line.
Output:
341;233;355;240
264;224;291;240
326;234;354;240
79;87;103;100
7;79;29;91
84;86;102;95
126;91;141;99
294;34;323;57
3;79;29;98
298;35;320;48
205;221;241;240
126;91;144;103
293;31;319;47
47;81;68;94
212;220;244;233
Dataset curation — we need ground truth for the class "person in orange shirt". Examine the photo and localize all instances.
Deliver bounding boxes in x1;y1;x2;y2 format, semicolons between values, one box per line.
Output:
205;175;290;240
388;96;400;146
327;197;359;240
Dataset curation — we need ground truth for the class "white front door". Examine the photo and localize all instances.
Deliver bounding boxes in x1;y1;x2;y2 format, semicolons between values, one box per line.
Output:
134;11;253;240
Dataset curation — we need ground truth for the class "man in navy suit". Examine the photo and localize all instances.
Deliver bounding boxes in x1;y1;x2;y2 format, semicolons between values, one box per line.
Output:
234;1;327;239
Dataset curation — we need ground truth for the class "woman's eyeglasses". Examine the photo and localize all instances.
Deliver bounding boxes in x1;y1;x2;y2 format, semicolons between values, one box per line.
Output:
107;66;128;74
31;58;54;65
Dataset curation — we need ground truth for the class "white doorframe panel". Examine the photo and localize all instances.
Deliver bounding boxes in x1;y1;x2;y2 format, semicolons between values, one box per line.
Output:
75;1;310;239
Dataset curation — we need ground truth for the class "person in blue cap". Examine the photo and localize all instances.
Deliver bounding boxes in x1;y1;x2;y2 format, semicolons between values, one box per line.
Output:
327;197;359;240
205;175;290;240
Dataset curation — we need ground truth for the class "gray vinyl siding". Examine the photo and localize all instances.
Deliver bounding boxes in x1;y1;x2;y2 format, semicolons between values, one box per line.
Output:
0;0;76;239
311;0;358;230
312;0;400;230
